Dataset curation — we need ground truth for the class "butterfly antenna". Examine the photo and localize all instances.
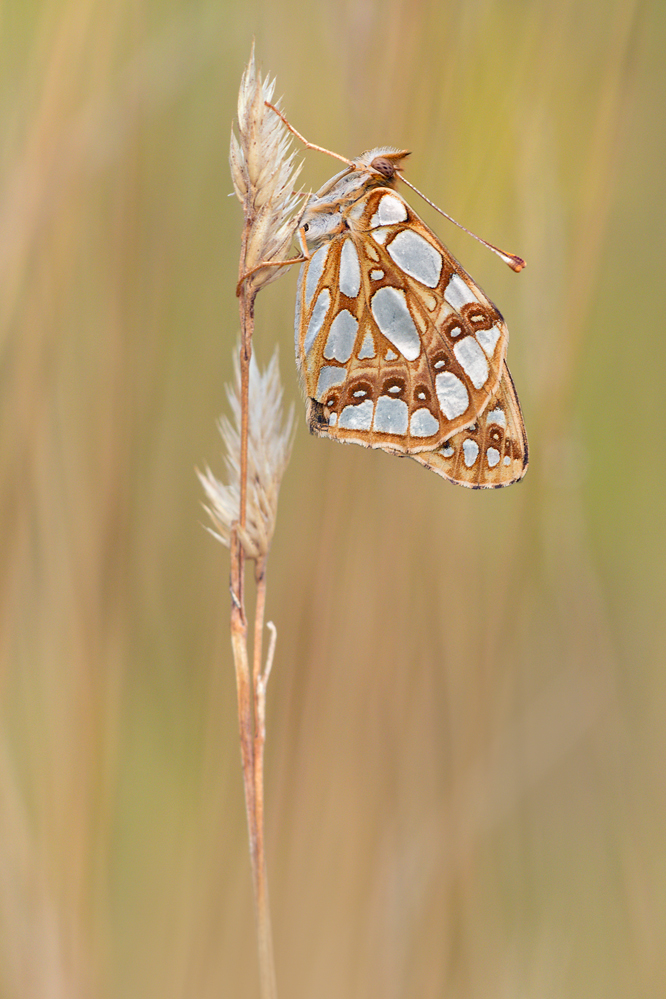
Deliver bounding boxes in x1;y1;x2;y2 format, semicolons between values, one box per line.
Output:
400;175;525;272
265;102;353;166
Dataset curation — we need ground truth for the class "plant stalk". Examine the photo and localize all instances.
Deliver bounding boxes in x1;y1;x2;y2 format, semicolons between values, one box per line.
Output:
230;224;278;999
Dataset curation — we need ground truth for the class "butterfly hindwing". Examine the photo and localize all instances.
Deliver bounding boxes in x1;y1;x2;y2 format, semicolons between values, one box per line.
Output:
410;362;528;488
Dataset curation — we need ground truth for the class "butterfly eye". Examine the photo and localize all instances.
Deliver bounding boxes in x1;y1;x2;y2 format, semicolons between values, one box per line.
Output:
370;156;395;179
303;223;310;232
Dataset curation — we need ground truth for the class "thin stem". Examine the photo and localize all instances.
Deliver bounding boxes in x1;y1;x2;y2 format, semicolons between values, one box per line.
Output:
263;623;278;686
252;557;277;999
238;218;253;535
230;527;255;854
231;214;278;999
253;557;267;716
232;219;254;866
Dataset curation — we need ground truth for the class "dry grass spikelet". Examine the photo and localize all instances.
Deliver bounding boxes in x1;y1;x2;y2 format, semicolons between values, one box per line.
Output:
230;45;303;294
198;347;294;560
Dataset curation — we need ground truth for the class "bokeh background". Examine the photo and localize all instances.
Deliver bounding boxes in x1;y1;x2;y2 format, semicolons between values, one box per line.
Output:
2;0;663;996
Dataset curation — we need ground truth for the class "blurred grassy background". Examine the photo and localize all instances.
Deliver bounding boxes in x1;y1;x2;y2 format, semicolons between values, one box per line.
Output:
1;0;663;995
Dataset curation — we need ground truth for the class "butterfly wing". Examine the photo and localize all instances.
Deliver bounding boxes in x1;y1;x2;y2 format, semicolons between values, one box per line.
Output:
295;187;508;454
410;362;528;488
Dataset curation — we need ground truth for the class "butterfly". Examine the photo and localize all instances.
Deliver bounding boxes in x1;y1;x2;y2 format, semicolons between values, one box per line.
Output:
292;145;528;489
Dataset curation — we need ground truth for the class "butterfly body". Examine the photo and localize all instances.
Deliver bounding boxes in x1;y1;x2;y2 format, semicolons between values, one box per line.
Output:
294;148;528;488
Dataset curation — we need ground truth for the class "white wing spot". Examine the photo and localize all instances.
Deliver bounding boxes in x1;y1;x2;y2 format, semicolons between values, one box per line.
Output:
385;349;398;360
323;309;358;362
434;359;446;370
476;324;501;357
328;413;337;426
503;455;511;466
304;244;329;307
305;289;331;358
417;391;426;400
444;273;478;309
371;286;421;361
387;385;401;394
454;337;489;390
353;390;366;398
442;445;454;458
371;227;391;245
435;372;469;420
339;400;374;430
339;239;361;298
410;408;439;437
315;365;345;399
358;332;376;359
387;229;443;288
370;193;408;227
486;407;506;429
487;447;500;468
373;396;409;435
450;326;462;338
370;269;384;280
463;439;480;467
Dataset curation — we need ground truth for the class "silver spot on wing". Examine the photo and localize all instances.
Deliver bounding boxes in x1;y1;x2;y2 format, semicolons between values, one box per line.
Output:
339;239;361;298
323;309;358;363
453;337;489;390
373;396;408;434
435;372;469;420
463;439;480;467
444;273;478;310
387;229;442;288
371;286;420;361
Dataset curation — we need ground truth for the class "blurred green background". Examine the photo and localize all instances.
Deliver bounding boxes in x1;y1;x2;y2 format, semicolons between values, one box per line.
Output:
2;0;663;996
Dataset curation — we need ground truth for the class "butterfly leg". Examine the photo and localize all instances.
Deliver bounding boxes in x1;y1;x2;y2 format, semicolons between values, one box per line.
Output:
236;228;310;296
264;103;353;167
236;255;306;296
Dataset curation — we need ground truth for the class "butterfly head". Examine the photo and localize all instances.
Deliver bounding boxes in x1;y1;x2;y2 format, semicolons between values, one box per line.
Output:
351;147;411;184
299;147;411;248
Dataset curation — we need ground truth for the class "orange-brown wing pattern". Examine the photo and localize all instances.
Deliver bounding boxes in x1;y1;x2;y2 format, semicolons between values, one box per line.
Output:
410;363;528;488
295;187;508;454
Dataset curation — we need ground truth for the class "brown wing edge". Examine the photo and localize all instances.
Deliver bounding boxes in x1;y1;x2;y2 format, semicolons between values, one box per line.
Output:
502;364;529;478
305;363;528;490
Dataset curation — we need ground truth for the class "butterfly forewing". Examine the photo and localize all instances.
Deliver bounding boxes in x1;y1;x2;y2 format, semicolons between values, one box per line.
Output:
410;363;528;488
297;186;508;453
294;150;527;488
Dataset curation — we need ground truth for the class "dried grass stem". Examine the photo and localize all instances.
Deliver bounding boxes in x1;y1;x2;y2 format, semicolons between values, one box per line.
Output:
203;44;300;999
